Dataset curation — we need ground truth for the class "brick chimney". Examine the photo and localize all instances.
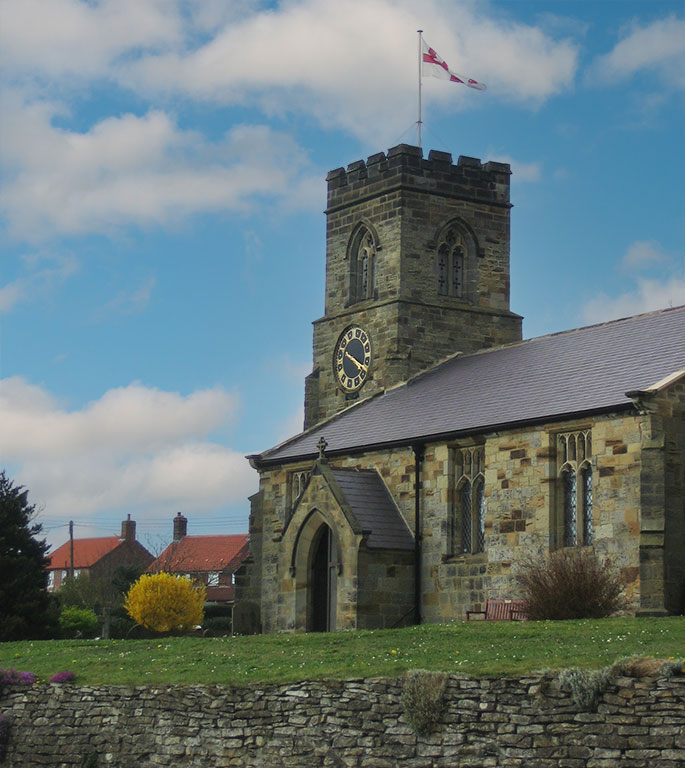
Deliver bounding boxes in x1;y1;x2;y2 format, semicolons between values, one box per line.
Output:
121;514;136;541
173;512;188;541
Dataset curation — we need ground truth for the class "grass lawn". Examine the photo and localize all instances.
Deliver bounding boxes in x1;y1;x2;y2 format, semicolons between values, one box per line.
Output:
1;617;683;687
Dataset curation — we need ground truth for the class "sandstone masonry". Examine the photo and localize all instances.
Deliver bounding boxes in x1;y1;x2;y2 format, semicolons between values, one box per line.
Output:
304;145;522;429
3;674;685;767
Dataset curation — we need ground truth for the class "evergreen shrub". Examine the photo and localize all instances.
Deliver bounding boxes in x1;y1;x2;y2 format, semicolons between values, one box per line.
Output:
203;616;233;635
59;606;99;638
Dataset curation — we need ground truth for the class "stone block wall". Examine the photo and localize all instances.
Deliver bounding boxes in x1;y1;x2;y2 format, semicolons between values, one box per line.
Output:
422;411;645;621
250;446;418;633
662;382;685;612
3;673;685;766
245;405;660;632
638;383;685;614
305;144;522;428
356;546;415;629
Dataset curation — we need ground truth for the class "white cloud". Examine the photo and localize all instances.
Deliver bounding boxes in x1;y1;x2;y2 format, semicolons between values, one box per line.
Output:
1;378;238;457
93;277;156;320
592;15;685;89
0;378;258;529
0;2;579;239
0;251;77;314
3;1;578;141
621;240;667;272
0;0;183;81
486;152;541;182
581;276;685;325
0;281;22;313
0;91;317;239
122;0;577;137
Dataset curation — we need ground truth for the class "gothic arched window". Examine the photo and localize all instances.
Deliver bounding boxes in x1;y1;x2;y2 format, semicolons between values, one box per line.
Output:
557;430;593;547
474;477;485;554
349;226;377;304
450;445;486;555
562;467;577;547
581;465;594;546
437;226;466;298
459;479;472;554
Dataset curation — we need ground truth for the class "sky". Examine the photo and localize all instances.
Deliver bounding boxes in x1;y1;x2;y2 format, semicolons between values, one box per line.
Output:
1;0;684;553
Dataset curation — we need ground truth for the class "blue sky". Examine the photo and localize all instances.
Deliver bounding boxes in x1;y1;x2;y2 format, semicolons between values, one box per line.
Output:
1;0;684;552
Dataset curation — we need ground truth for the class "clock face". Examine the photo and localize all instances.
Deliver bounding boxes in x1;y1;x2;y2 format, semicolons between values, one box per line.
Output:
334;326;372;393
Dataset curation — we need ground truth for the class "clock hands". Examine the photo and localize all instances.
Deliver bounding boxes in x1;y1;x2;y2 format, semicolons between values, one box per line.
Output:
344;350;368;373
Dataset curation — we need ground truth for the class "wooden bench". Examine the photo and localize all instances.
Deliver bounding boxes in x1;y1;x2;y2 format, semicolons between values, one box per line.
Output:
466;599;526;621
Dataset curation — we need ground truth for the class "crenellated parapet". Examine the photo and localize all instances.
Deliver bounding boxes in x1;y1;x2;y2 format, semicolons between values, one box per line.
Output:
326;144;511;212
306;142;521;430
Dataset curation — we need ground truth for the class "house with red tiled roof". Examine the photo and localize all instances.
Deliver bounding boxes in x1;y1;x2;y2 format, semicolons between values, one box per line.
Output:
47;516;154;591
148;513;249;604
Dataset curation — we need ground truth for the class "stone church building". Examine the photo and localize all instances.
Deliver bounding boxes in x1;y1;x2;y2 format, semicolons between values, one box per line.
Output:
237;144;685;633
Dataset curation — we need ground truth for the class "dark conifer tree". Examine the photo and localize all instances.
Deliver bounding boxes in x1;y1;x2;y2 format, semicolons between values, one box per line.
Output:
0;471;59;640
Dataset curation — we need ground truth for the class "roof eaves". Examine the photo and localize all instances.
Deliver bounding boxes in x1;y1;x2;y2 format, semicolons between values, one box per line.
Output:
249;388;388;466
256;401;635;467
628;368;685;396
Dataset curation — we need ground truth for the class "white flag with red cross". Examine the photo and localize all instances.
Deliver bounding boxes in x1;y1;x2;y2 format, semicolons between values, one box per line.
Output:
421;39;486;91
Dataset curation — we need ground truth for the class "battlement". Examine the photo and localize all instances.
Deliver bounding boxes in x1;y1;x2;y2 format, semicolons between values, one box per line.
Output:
326;144;511;210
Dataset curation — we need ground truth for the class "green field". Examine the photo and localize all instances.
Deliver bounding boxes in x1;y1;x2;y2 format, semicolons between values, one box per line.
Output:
1;617;683;686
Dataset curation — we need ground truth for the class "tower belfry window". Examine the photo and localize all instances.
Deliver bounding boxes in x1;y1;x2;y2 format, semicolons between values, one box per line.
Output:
437;227;465;298
349;226;377;304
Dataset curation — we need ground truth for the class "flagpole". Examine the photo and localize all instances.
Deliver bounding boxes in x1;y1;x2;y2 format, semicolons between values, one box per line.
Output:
417;29;423;149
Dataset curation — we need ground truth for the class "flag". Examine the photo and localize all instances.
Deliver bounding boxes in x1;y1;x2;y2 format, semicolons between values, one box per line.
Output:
421;39;486;91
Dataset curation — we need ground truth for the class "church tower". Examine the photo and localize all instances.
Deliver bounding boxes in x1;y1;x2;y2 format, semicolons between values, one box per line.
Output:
304;144;522;429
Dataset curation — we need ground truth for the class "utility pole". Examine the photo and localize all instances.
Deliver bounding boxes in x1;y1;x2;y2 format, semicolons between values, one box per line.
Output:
69;520;74;579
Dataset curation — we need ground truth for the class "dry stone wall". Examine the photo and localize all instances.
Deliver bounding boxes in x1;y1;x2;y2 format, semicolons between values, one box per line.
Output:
3;673;685;767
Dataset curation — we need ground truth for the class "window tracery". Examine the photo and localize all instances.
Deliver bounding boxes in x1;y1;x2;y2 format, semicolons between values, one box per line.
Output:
451;445;486;555
291;470;310;504
437;226;466;298
349;226;377;304
557;430;593;547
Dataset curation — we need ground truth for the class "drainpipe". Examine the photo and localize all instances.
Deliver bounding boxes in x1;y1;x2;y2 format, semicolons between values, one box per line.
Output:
413;443;424;625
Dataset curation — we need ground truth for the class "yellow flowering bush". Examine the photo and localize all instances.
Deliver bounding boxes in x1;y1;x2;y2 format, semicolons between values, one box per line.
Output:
124;573;205;633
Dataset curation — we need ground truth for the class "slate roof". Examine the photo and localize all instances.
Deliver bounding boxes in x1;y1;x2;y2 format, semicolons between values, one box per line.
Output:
329;467;414;551
150;534;249;573
256;305;685;465
48;537;123;570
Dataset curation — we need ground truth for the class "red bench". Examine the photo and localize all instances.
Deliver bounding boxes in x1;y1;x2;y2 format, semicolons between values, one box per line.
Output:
466;599;526;621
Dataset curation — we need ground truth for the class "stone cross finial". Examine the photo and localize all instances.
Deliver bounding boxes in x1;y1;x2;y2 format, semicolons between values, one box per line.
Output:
317;437;328;460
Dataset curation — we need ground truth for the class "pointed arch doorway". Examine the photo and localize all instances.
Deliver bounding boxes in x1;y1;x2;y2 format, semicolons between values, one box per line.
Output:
309;523;338;632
